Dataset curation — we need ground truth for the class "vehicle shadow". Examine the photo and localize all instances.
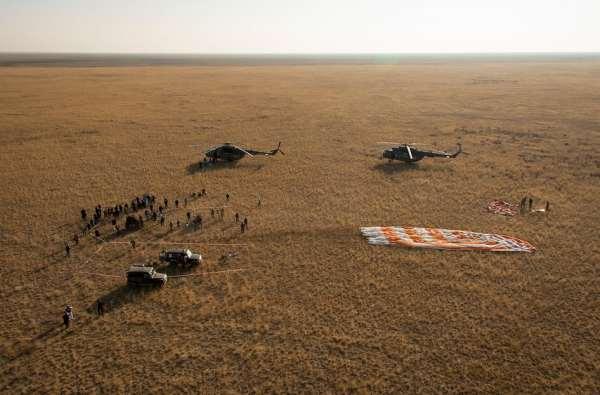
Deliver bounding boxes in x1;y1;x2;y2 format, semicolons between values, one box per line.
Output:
88;285;159;314
157;263;197;277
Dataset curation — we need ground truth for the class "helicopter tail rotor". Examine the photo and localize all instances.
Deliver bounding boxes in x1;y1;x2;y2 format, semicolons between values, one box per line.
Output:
449;143;462;158
271;141;284;155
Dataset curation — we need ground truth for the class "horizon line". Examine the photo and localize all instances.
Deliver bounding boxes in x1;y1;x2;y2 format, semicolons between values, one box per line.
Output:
1;51;600;55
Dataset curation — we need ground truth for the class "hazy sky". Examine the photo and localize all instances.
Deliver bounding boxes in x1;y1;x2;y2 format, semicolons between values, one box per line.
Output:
0;0;598;53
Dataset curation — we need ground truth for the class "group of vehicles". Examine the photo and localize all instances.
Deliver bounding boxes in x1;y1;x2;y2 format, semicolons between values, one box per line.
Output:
125;140;462;288
201;141;462;164
126;248;202;287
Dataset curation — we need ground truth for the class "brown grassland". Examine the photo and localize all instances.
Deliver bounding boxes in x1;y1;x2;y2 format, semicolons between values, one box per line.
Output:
0;60;599;393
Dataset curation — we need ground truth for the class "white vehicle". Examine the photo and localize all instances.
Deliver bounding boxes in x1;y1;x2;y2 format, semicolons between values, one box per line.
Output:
159;249;202;266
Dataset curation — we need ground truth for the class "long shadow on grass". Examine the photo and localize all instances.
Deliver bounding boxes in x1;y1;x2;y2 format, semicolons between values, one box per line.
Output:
156;262;196;277
89;285;159;315
372;162;421;174
372;162;454;174
186;161;263;175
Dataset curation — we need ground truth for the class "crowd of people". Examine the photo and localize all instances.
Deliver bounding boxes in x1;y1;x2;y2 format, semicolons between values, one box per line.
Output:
61;191;259;327
64;190;256;257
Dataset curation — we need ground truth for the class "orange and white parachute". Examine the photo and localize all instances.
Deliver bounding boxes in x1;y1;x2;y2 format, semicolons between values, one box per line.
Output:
360;226;536;253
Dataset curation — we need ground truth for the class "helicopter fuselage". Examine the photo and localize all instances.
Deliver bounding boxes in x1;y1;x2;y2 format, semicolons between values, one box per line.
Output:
383;146;425;162
205;144;246;162
382;144;461;163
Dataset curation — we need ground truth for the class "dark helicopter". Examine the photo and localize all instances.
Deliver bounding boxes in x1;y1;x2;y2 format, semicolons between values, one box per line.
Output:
379;142;462;163
204;142;284;162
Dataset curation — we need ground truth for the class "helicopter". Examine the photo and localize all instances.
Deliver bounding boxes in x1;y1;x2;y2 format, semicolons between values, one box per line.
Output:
379;142;462;163
204;142;284;162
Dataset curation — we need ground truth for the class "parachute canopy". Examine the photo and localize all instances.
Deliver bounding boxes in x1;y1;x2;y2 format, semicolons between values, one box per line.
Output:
360;226;535;253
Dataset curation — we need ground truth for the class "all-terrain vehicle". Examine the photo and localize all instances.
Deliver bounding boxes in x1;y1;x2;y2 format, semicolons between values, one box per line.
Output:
126;265;167;287
159;249;202;266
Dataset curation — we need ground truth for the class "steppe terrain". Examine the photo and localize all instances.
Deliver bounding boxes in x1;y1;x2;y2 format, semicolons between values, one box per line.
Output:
0;58;599;393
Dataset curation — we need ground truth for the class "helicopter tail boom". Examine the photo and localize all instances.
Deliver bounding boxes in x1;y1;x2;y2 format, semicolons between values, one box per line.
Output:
249;142;283;156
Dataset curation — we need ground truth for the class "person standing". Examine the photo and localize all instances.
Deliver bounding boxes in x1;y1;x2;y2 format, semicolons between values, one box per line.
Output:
243;217;248;230
130;239;136;249
63;310;70;329
226;193;230;202
63;305;74;329
235;212;239;223
97;299;104;316
65;242;70;257
73;234;79;245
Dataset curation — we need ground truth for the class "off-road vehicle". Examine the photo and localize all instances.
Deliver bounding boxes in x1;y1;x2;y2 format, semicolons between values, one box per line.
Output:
126;265;167;287
159;249;202;266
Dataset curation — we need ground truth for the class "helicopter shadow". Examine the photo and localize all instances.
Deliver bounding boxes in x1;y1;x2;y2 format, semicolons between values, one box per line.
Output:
373;162;456;177
186;161;264;175
372;162;422;174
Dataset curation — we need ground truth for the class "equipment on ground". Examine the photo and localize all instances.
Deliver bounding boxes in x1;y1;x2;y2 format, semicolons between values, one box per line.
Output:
487;200;519;216
203;142;284;162
379;142;462;163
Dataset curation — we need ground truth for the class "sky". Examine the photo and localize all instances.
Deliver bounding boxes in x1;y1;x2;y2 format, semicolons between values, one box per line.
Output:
0;0;598;53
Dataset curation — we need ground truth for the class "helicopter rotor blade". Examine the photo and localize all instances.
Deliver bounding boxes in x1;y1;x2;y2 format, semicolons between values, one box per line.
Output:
237;147;255;158
376;141;423;146
406;145;414;160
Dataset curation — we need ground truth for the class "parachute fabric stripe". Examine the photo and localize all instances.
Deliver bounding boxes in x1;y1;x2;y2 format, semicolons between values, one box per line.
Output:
487;200;519;216
360;226;536;253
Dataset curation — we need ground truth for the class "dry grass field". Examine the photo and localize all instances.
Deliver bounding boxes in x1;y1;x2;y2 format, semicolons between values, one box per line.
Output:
0;58;599;393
